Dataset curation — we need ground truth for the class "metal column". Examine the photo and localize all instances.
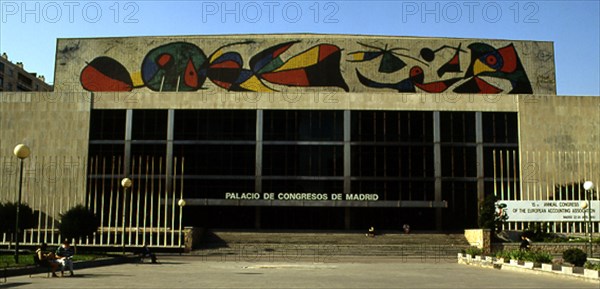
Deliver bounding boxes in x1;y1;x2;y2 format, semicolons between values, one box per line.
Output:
433;111;442;230
344;110;351;229
124;109;133;176
476;112;485;215
166;109;175;194
255;110;263;229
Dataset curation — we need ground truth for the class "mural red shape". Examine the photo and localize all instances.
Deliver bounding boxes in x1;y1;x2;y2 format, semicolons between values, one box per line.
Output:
261;70;310;86
80;57;133;92
184;59;199;88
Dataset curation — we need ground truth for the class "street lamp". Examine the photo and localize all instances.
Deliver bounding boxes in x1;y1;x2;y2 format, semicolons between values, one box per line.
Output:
121;177;132;254
13;144;30;264
177;199;186;249
584;181;595;258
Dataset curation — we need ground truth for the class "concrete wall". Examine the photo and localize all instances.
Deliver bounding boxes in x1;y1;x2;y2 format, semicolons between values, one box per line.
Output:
90;91;519;111
517;95;600;200
0;92;91;222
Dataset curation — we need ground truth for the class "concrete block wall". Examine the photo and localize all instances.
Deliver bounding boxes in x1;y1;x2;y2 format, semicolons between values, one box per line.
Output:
0;92;91;221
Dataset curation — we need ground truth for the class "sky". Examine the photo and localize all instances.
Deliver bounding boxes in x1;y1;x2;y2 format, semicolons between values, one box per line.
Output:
0;0;598;96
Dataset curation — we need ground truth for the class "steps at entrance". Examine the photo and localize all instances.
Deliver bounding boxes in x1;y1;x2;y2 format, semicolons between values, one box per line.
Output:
193;231;470;261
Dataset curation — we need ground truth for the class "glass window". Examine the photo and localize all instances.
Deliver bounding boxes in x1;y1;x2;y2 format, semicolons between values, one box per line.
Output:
262;180;343;194
173;144;255;176
132;110;168;140
264;110;343;141
441;181;478;229
263;145;343;176
482;112;518;143
441;146;477;177
351;145;433;177
351;111;433;142
440;112;476;143
181;179;255;199
18;73;32;87
88;144;125;174
174;110;256;141
351;180;434;201
89;109;126;140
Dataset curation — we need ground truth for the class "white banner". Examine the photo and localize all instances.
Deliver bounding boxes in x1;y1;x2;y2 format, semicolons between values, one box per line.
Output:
498;201;600;222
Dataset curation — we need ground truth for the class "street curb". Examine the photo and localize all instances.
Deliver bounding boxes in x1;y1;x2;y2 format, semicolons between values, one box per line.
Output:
1;255;140;278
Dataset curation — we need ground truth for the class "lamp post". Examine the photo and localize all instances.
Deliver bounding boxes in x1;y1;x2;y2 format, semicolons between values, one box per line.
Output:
121;177;132;254
13;144;30;264
178;199;185;250
584;181;595;258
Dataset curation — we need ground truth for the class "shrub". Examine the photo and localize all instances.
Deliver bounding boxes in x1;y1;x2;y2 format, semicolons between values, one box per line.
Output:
494;249;552;263
463;247;483;256
509;250;526;261
0;202;35;234
58;205;99;241
562;248;587;267
584;262;600;270
526;250;553;264
495;250;521;260
495;250;510;260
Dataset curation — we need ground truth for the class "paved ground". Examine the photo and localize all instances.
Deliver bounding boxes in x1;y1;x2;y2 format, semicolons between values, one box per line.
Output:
2;256;598;289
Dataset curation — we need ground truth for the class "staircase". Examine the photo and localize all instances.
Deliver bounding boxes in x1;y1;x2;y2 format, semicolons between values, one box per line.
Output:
191;230;470;262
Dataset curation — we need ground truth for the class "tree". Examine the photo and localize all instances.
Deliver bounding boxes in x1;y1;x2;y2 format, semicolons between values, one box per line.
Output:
0;202;35;234
478;194;508;232
58;205;99;241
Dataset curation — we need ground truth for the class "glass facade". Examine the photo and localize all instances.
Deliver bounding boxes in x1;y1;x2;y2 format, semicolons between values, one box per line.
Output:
88;109;519;230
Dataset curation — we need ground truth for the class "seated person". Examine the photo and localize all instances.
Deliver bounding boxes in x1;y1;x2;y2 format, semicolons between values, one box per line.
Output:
35;243;60;277
55;239;75;276
140;244;158;264
403;224;411;234
366;226;376;237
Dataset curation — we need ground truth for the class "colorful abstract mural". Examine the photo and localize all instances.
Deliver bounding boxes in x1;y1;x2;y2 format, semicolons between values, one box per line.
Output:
141;42;208;92
80;41;348;92
453;43;532;94
79;40;533;94
355;42;533;94
356;66;462;93
348;42;427;73
80;56;137;92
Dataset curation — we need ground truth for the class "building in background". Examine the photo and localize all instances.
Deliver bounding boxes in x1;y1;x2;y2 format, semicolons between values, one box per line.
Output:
0;34;598;248
0;53;52;92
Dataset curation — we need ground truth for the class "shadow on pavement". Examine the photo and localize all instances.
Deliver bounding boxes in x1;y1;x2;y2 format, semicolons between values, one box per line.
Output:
0;282;30;288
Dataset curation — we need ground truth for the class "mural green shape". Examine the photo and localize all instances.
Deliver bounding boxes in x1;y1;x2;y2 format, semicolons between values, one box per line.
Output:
141;42;209;92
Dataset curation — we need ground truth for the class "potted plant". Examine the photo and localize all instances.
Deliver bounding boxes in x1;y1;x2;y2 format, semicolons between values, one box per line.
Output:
562;248;587;274
584;262;600;279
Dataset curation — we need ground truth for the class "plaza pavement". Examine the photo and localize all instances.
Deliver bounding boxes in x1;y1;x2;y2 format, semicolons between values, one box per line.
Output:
2;255;599;289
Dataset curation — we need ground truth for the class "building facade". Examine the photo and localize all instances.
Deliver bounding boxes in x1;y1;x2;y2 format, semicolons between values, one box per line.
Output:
0;53;52;92
0;34;598;247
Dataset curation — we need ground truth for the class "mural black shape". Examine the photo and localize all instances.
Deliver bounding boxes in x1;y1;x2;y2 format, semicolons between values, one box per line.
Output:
453;43;533;94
